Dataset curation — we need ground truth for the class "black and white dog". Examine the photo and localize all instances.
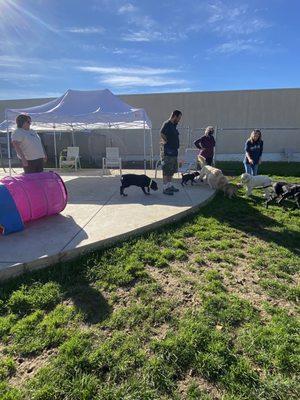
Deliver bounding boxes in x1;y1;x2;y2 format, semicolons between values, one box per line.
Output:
265;181;287;208
265;181;300;209
278;184;300;209
120;174;158;196
181;171;200;186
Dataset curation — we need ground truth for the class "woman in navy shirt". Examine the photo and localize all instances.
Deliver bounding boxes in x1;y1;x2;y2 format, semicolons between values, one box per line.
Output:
244;129;263;176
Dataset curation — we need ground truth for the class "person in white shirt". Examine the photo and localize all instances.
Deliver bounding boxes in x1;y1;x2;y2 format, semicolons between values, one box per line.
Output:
12;114;47;174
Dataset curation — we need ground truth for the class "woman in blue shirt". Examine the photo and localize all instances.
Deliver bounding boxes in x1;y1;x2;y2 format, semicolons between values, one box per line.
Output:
244;129;263;176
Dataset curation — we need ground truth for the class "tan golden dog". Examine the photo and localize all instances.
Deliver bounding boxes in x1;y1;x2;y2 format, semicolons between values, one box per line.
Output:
222;183;239;198
197;154;207;168
200;165;238;199
198;165;222;183
207;174;229;190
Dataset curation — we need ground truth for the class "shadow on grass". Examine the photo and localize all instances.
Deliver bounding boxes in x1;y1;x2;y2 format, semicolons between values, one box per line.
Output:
0;257;112;325
54;262;112;324
201;193;300;256
64;282;111;324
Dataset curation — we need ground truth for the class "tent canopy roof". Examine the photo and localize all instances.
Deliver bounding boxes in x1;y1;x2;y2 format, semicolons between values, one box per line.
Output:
0;89;152;131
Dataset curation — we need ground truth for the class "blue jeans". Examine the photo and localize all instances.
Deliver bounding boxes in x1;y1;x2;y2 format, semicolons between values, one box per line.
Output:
244;162;258;176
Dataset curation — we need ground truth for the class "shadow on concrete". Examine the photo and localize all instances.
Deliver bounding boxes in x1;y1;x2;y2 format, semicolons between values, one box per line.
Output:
26;214;89;254
0;214;88;264
65;176;118;205
64;176;209;207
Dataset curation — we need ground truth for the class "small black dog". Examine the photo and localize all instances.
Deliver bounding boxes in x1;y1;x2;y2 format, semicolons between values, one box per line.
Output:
265;181;300;209
181;171;200;186
120;174;158;196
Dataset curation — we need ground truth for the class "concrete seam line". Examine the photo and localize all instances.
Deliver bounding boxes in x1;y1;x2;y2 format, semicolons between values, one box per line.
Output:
59;187;119;252
0;190;216;282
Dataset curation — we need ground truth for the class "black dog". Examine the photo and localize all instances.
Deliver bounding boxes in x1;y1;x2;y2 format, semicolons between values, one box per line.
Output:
265;181;287;208
265;182;300;209
278;184;300;209
181;171;200;186
120;174;158;196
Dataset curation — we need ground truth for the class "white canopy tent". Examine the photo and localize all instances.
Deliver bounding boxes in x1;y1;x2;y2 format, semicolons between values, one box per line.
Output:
0;89;153;175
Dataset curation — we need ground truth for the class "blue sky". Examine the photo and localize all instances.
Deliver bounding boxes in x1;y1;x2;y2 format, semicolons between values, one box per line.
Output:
0;0;300;99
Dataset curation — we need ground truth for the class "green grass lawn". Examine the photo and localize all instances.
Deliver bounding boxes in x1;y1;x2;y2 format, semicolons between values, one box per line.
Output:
0;165;299;400
215;161;300;177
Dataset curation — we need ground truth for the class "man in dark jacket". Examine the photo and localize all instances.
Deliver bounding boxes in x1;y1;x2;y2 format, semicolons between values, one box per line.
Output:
160;110;182;195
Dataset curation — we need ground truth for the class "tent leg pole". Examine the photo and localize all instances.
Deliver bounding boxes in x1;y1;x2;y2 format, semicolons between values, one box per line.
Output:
53;128;58;169
143;120;146;174
213;125;218;166
150;128;154;169
71;128;75;146
6;117;12;176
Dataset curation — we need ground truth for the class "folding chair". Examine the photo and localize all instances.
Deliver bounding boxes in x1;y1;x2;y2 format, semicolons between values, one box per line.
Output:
59;147;81;171
102;147;122;176
155;148;199;178
177;148;199;175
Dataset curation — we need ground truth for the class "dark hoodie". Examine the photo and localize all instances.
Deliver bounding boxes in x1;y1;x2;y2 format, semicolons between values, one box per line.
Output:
244;139;263;165
194;134;215;159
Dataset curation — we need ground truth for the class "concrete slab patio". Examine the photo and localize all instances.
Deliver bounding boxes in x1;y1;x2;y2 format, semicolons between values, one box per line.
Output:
0;168;215;281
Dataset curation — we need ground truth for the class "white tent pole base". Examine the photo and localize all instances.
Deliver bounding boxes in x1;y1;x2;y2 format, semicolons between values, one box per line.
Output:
6;112;12;176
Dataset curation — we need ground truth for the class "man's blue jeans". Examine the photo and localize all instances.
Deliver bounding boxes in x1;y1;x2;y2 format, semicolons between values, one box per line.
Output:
244;162;258;176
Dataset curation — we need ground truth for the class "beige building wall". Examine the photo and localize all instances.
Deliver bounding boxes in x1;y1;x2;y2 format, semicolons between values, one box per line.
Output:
120;88;300;160
1;88;300;162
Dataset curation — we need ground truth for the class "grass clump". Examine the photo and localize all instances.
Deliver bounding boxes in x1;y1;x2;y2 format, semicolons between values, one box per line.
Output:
237;311;300;374
9;304;79;356
6;282;62;316
0;357;16;380
0;382;22;400
259;278;300;302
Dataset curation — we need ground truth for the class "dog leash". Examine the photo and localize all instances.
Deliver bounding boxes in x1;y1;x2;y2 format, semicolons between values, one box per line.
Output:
148;179;152;189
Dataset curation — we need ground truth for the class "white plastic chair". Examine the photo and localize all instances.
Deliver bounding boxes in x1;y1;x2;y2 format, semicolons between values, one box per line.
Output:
102;147;122;176
178;148;199;175
154;144;164;178
154;148;199;178
59;147;81;171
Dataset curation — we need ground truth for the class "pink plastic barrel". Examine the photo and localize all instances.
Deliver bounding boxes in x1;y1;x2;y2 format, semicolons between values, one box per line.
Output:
1;172;67;223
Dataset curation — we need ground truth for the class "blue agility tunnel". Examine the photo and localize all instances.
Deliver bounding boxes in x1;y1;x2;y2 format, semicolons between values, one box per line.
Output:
0;183;24;235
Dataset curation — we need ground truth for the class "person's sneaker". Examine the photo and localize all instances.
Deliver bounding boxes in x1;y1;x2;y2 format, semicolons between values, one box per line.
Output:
163;187;174;195
169;185;179;192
